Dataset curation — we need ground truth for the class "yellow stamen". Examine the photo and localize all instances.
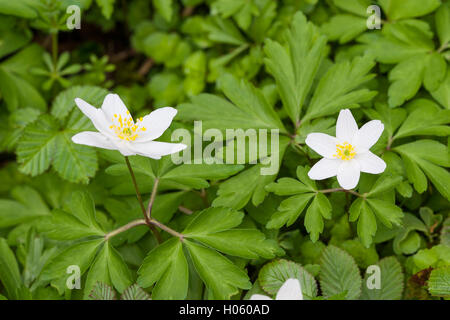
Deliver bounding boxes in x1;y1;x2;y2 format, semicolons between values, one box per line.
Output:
109;112;148;141
334;142;356;161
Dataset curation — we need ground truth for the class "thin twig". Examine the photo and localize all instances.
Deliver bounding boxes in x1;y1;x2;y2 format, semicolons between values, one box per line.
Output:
146;178;160;219
178;206;193;215
125;157;162;243
320;188;362;197
149;219;184;240
105;219;146;241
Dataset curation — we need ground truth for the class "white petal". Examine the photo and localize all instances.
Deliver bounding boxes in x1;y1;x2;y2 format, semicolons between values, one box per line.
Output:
101;93;129;121
308;158;340;180
250;294;272;300
275;279;303;300
352;120;384;152
109;139;138;156
305;133;338;159
130;141;187;159
72;132;116;150
356;151;386;174
337;160;360;190
336;109;358;143
136;107;178;142
74;98;112;136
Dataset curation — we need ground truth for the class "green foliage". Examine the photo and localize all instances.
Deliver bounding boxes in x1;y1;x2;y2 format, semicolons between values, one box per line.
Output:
361;257;404;300
0;0;448;302
319;245;362;300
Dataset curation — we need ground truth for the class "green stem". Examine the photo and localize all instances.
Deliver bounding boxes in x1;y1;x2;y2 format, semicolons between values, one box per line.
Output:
146;178;160;219
149;219;184;240
125;157;162;243
51;32;58;66
105;219;146;241
320;188;362;197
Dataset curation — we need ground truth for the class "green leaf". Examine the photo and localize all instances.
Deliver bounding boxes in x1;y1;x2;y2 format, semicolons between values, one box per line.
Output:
305;193;332;242
121;284;151;300
265;177;315;195
16;115;58;177
51;86;108;120
366;198;403;229
258;259;318;299
204;16;247;46
0;186;50;228
367;174;403;197
52;132;98;184
0;0;40;18
264;11;326;124
184;240;251;300
319;245;362;300
436;2;450;46
183;207;280;259
44;191;104;240
394;99;450;139
0;238;25;300
379;0;441;20
394;140;450;200
322;15;367;44
85;242;133;298
303;54;376;121
40;239;104;295
179;73;285;131
96;0;115;19
88;282;117;300
137;238;188;300
357;201;377;248
366;21;434;64
387;55;425;108
153;0;173;22
428;267;450;297
361;257;404;300
266;193;314;229
0;44;46;111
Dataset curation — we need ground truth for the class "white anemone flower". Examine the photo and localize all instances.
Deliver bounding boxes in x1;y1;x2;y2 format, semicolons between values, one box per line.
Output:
305;109;386;190
250;278;303;300
71;94;186;159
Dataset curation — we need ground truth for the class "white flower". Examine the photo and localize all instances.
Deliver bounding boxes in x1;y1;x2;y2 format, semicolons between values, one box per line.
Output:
305;109;386;190
71;94;186;159
250;278;303;300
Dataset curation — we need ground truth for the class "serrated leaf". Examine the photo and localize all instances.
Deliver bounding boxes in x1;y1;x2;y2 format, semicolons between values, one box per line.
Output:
361;257;404;300
319;245;362;300
51;85;108;120
258;259;318;300
428;267;450;297
16;115;58;176
121;284;151;300
88;282;117;300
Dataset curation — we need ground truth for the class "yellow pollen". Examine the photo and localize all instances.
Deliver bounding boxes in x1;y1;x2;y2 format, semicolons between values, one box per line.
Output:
109;112;148;141
334;142;356;161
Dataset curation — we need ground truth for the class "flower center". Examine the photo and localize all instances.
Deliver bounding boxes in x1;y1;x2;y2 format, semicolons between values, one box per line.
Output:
109;112;147;141
334;142;356;160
